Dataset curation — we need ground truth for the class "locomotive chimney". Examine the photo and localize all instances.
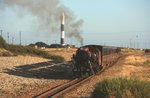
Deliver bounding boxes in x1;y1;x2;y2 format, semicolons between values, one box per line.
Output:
60;12;65;46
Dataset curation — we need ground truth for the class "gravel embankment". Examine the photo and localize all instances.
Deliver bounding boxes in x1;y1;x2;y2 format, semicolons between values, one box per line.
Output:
0;56;70;98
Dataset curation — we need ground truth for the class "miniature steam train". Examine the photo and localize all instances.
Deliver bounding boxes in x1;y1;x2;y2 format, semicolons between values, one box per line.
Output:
72;45;121;76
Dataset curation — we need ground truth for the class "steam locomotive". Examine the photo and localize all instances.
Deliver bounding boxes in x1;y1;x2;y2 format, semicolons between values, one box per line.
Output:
72;45;121;76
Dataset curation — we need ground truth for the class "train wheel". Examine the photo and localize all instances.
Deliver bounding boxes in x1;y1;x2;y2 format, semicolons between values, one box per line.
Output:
96;65;101;72
88;70;93;76
88;61;95;75
99;65;103;70
72;69;80;77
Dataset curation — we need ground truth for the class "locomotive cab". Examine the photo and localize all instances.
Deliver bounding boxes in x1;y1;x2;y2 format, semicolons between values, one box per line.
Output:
72;48;92;76
72;46;102;77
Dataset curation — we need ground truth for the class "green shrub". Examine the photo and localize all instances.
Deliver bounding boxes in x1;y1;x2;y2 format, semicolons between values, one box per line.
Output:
143;60;150;66
5;45;65;62
0;35;8;48
92;77;150;98
145;49;150;53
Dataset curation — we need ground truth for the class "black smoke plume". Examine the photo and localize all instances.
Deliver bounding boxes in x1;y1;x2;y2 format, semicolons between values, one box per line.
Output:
0;0;83;45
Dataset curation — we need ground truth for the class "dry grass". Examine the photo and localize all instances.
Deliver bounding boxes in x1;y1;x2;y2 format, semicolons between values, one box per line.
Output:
0;48;13;56
121;52;150;81
44;48;77;61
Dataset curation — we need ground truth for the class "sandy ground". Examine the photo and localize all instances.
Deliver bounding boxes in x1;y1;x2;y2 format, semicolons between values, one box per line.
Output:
0;55;72;98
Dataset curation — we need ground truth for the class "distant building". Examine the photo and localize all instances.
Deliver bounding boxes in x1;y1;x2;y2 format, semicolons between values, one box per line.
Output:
49;44;75;48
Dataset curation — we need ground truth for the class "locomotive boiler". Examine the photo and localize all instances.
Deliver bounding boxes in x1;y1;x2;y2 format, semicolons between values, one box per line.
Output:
72;45;121;76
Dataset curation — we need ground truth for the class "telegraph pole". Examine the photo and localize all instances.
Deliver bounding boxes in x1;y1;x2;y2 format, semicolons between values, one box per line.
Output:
136;35;138;49
7;32;9;44
19;31;21;45
12;37;14;45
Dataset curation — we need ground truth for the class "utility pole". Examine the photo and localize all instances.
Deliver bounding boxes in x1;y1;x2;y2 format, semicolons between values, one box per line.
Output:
130;39;132;48
133;40;136;49
12;37;14;45
136;35;138;49
19;31;21;45
7;32;9;44
145;42;147;49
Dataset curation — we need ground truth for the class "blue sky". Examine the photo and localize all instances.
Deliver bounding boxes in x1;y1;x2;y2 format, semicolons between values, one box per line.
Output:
62;0;150;48
0;0;150;48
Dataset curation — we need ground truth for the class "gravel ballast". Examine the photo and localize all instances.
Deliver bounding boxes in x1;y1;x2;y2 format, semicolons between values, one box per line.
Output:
0;56;70;98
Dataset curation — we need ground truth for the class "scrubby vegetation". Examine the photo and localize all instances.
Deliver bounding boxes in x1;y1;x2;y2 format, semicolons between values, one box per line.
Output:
145;49;150;53
29;41;49;47
143;60;150;66
5;45;64;62
127;60;150;67
0;36;8;48
0;36;65;62
92;77;150;98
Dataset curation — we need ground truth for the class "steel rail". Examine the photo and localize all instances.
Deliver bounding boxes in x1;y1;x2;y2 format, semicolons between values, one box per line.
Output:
34;76;90;98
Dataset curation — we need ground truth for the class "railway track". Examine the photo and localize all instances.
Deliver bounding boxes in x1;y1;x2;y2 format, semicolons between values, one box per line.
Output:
33;66;108;98
33;76;92;98
33;55;121;98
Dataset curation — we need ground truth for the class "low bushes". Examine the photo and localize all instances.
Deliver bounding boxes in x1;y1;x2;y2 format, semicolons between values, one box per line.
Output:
0;36;8;48
145;49;150;53
92;77;150;98
5;45;65;62
143;60;150;66
0;36;65;62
